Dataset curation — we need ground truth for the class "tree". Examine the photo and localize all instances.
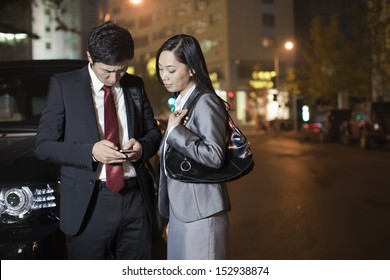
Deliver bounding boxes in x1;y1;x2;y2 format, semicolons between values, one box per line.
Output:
297;5;371;106
366;0;390;101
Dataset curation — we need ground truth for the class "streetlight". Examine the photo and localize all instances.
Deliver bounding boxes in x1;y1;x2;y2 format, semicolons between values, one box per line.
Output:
100;0;143;23
274;40;294;90
272;41;295;131
129;0;143;4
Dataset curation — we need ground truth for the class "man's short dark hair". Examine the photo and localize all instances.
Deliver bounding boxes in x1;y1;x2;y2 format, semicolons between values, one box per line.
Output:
88;21;134;65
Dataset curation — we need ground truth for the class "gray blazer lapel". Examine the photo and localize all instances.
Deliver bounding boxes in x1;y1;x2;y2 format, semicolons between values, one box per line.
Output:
182;88;202;110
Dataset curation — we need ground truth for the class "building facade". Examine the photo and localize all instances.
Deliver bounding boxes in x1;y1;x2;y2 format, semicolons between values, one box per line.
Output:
31;0;108;60
0;2;33;61
0;0;103;61
107;0;295;126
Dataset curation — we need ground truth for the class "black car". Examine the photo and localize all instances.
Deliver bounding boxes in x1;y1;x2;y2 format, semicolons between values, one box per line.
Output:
0;59;87;259
322;109;352;142
301;109;351;142
300;113;327;142
340;101;390;149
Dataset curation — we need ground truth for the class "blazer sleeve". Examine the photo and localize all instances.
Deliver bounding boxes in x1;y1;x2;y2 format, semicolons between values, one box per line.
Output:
34;69;98;171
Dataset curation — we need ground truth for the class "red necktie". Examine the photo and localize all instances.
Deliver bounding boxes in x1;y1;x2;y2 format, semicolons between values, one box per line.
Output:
103;85;124;192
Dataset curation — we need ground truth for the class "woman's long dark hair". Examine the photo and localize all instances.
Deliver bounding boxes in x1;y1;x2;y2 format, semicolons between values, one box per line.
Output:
156;34;229;109
156;34;213;93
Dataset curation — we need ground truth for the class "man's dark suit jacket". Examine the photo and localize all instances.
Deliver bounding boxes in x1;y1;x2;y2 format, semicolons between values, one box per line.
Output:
34;65;161;236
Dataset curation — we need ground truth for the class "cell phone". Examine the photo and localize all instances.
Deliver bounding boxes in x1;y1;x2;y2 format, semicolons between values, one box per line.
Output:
119;149;134;153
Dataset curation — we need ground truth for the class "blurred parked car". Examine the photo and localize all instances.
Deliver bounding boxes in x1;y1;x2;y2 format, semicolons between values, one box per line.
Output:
340;101;390;149
0;59;87;259
301;113;327;142
301;109;351;142
323;109;352;142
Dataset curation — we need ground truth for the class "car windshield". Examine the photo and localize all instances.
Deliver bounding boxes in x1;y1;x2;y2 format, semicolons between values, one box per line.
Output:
0;60;87;127
0;74;46;125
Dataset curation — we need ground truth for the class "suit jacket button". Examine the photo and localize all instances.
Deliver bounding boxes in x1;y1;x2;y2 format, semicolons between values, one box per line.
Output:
89;180;95;184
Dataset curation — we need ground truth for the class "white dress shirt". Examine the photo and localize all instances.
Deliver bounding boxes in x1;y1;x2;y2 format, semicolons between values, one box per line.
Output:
88;64;136;180
163;84;196;175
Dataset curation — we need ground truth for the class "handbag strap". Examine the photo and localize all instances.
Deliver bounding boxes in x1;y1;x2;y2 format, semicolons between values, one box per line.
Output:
127;86;159;195
184;91;248;143
183;91;207;112
183;91;229;120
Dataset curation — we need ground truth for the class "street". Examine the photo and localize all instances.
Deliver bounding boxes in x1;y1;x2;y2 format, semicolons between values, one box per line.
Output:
228;130;390;260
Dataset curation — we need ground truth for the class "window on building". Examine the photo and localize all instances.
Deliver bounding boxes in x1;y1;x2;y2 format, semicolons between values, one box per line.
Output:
195;0;215;11
45;41;51;50
121;20;136;29
238;64;254;79
262;13;275;27
200;37;222;55
165;1;192;18
195;0;207;11
134;35;149;48
210;12;221;25
261;37;275;48
181;18;208;35
112;6;121;15
165;6;175;17
176;1;192;17
153;11;163;22
139;15;152;28
152;25;177;41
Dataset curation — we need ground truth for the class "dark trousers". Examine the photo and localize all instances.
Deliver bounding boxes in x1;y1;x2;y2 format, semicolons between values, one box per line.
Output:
66;178;152;259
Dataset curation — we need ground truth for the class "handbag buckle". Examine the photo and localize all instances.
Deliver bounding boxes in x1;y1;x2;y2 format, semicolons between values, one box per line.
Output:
180;159;192;172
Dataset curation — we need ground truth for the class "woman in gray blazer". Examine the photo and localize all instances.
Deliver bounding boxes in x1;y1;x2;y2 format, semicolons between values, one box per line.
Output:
156;34;231;259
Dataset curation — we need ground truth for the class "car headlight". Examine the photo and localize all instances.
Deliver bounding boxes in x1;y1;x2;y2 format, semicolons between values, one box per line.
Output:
0;184;56;223
2;187;33;216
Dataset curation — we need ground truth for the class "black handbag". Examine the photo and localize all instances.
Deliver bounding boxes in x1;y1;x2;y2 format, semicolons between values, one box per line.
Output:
165;94;254;183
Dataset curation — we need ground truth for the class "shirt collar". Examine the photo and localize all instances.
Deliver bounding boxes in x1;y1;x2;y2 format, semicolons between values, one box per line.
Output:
174;83;196;110
88;63;120;92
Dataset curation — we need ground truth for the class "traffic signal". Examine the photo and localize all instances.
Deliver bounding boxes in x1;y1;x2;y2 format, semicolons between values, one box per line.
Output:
167;96;176;112
302;105;310;122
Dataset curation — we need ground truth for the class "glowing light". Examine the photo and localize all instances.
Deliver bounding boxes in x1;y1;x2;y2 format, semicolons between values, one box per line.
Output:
302;105;310;122
146;57;156;77
126;66;135;75
130;0;143;4
227;91;235;99
250;71;276;89
0;32;28;43
168;97;176;106
284;41;294;50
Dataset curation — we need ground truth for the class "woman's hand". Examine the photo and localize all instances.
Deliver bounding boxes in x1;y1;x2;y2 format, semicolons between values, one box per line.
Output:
167;109;188;131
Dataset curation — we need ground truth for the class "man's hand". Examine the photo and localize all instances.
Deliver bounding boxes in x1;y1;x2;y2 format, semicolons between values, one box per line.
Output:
92;140;127;164
121;138;143;162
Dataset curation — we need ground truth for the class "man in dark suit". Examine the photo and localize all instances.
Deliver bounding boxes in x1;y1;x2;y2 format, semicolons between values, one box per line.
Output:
34;21;161;259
